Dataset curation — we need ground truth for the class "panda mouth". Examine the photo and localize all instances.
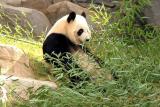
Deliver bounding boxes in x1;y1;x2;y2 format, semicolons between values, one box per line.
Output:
75;38;83;45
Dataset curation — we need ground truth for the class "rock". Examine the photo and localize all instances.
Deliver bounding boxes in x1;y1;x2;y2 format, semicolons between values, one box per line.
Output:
144;0;160;26
0;44;34;78
74;0;116;8
0;5;51;37
0;0;52;14
3;0;21;6
53;0;71;3
0;44;57;101
0;75;57;100
21;0;52;14
76;3;89;8
47;1;88;24
0;0;6;4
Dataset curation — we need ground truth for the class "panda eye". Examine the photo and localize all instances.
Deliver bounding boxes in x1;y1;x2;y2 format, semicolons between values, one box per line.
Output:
77;29;84;36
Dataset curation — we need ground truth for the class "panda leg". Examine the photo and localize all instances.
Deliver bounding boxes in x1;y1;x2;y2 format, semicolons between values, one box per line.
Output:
60;53;91;84
81;46;118;80
80;46;104;67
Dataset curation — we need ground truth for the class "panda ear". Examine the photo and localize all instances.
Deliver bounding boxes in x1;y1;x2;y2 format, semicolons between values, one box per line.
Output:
81;11;86;18
67;11;76;23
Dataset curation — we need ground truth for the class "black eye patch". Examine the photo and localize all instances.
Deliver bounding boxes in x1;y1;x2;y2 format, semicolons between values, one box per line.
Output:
77;29;84;36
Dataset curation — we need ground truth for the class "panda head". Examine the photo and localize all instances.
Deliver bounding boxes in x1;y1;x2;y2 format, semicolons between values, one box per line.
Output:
48;11;91;45
66;11;91;45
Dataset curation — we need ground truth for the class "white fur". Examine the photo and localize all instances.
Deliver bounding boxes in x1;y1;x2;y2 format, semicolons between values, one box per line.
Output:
46;13;112;80
46;14;91;45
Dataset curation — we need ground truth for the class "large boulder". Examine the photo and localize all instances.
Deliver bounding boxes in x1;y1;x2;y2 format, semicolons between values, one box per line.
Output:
47;1;88;24
0;75;57;100
0;0;52;14
0;44;34;78
144;0;160;26
0;5;51;37
0;44;57;100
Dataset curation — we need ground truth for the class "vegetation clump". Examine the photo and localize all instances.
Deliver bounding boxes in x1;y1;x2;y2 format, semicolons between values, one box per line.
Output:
0;0;160;107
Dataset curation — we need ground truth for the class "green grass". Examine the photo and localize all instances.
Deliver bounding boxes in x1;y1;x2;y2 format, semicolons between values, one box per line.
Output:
1;2;160;107
0;36;52;78
1;27;160;107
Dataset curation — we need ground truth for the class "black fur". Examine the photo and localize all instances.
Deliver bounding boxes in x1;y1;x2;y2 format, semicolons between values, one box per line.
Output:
67;11;76;23
43;33;79;70
81;12;86;18
77;28;84;36
43;33;91;84
43;33;74;56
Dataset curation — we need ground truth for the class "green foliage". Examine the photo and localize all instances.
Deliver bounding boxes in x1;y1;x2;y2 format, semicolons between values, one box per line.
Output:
90;0;160;41
114;0;159;40
1;1;160;107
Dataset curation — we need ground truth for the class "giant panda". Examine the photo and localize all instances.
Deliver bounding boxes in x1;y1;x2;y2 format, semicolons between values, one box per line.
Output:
42;11;112;82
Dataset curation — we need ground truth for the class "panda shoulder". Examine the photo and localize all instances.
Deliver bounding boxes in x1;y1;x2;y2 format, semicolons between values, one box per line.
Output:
44;33;67;45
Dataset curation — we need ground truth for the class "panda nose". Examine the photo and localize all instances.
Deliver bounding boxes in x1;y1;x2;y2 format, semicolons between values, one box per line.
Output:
86;39;90;41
